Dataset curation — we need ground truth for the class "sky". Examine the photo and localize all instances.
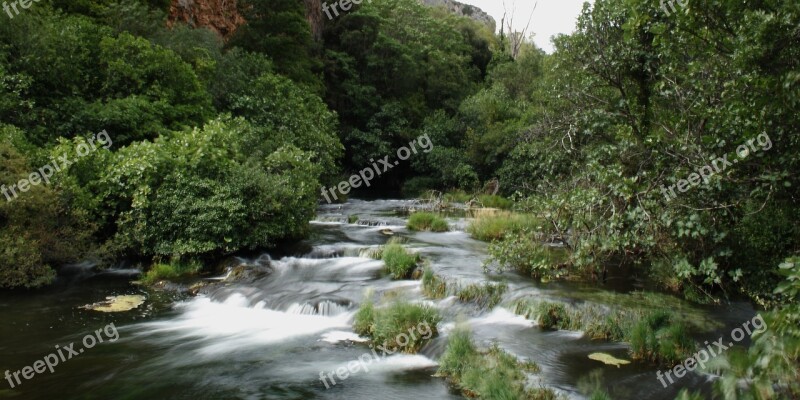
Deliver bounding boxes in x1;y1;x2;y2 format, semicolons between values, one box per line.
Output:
457;0;592;53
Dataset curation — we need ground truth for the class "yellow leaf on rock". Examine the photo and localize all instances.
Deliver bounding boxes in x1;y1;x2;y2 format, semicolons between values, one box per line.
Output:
82;295;145;312
588;352;631;368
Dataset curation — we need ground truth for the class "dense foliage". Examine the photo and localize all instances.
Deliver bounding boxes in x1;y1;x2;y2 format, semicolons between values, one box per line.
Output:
0;2;341;287
459;0;800;308
0;0;797;396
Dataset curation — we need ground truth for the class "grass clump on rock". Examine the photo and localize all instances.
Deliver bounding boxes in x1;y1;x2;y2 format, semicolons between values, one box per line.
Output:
457;282;508;309
628;310;695;365
438;327;558;399
407;212;449;232
513;298;696;367
382;242;420;279
467;211;542;242
422;267;448;299
141;260;202;285
475;194;513;210
353;299;441;353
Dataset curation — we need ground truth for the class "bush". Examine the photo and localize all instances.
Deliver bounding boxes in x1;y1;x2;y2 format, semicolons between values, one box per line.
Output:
354;300;441;353
407;212;449;232
0;137;95;289
141;260;202;285
486;233;567;279
86;117;323;259
467;212;542;242
457;282;508;309
422;267;448;299
0;233;55;289
402;177;439;198
382;243;420;279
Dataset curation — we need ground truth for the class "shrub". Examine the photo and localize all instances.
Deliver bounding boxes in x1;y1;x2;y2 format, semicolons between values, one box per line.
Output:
0;233;55;289
486;233;567;279
355;300;441;353
407;212;449;232
457;282;508;309
422;267;448;299
382;243;420;279
402;177;439;198
141;260;202;285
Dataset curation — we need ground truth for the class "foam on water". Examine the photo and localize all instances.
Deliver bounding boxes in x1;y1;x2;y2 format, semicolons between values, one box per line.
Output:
320;331;367;343
469;307;535;327
134;293;353;352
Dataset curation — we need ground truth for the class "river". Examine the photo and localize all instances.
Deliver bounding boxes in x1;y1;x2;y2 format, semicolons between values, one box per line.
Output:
0;199;757;399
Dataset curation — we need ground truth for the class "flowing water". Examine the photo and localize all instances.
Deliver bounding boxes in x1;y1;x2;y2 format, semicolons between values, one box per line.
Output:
0;199;756;400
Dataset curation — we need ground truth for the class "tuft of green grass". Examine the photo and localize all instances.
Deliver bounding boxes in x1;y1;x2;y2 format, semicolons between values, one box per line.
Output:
584;313;628;342
467;211;542;242
354;300;440;353
353;298;375;337
512;298;694;367
407;212;449;232
457;282;508;309
438;328;479;380
628;310;695;365
442;190;473;204
535;302;574;330
422;267;448;299
476;194;513;210
348;215;359;224
382;243;420;279
514;299;632;337
438;328;556;399
141;260;202;285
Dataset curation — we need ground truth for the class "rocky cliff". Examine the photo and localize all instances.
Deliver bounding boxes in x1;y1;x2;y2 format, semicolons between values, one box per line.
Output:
168;0;244;38
420;0;495;31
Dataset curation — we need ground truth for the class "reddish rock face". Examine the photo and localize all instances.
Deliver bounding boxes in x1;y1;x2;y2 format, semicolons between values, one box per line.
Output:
168;0;324;40
168;0;245;38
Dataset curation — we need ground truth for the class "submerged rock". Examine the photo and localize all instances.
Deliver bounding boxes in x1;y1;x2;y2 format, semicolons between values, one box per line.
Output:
224;264;271;283
82;295;145;312
588;352;631;368
380;228;395;236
